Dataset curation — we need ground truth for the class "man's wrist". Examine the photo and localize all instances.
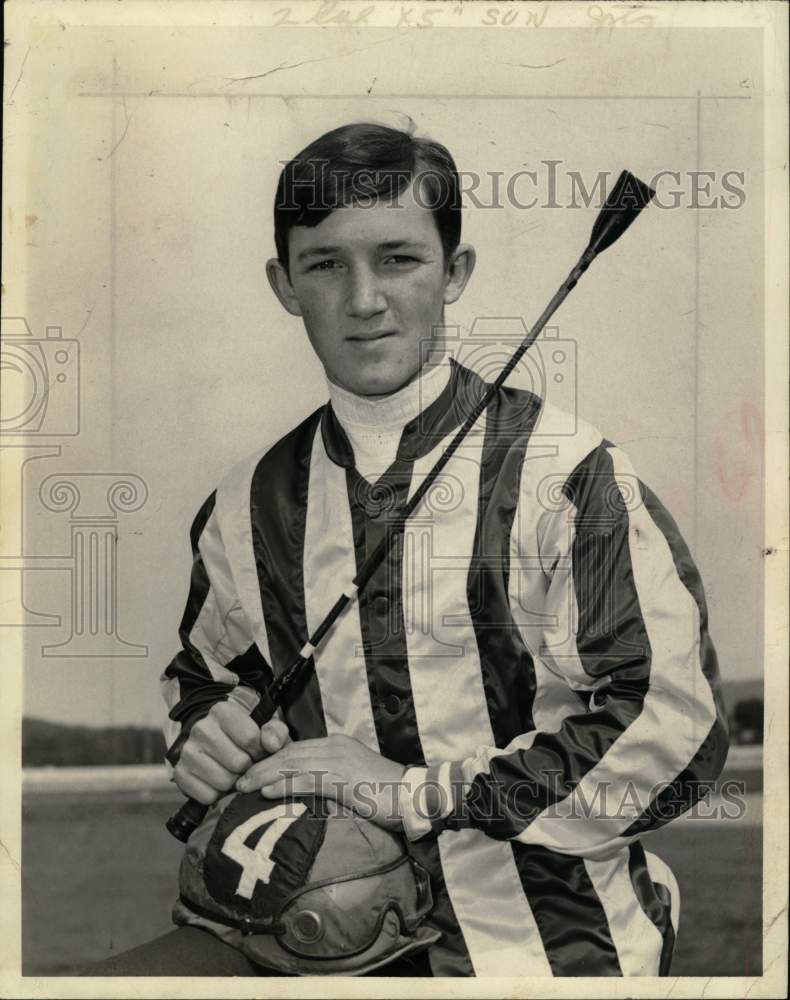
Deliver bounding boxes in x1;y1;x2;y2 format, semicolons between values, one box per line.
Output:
398;762;469;842
398;766;431;840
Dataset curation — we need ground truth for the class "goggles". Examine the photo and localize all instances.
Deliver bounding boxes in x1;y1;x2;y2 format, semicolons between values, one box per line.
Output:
181;854;433;963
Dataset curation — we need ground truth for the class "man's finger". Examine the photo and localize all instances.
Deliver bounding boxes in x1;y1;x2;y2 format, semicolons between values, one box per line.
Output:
259;781;286;798
209;731;254;775
260;718;290;754
237;756;299;791
188;750;240;793
173;766;219;806
259;773;319;798
213;703;268;760
189;717;255;774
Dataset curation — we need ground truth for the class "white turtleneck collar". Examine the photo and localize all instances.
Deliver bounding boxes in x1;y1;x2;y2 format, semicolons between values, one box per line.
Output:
327;361;451;482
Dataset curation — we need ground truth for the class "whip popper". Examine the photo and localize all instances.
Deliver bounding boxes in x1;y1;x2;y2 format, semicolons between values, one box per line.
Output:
167;169;657;843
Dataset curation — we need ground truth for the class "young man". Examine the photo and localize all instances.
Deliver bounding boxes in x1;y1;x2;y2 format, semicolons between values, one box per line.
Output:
114;123;728;977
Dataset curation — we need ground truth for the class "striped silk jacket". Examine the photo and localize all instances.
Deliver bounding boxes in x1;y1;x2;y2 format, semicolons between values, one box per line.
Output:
162;361;729;977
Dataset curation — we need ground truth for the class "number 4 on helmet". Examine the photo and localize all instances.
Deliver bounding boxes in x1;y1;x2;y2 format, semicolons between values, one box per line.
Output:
174;792;439;975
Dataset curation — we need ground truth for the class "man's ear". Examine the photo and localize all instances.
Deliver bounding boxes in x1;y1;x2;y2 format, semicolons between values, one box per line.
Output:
266;258;303;317
443;243;477;306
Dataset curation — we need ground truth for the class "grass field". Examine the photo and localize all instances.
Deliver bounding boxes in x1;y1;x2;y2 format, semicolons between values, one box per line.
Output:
21;786;762;978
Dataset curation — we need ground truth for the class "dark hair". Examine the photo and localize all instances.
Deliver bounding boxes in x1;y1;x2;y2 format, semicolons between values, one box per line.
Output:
274;122;462;272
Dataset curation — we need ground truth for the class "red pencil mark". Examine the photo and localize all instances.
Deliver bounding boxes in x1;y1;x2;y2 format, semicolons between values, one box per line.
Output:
713;401;764;503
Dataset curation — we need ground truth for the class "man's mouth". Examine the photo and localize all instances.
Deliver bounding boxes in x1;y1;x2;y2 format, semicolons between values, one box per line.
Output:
347;331;396;343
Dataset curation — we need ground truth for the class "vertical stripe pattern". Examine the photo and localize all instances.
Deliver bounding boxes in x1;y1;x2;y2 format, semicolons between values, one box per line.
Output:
162;365;728;977
162;490;274;762
583;851;665;975
466;387;541;743
248;412;327;739
403;415;553;977
346;460;425;764
302;428;379;748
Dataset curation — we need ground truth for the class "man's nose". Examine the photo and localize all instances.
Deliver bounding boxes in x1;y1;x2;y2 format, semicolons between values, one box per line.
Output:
345;265;387;319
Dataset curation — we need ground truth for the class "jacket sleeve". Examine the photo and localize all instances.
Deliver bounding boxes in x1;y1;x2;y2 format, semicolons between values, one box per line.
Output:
399;440;729;860
160;491;274;768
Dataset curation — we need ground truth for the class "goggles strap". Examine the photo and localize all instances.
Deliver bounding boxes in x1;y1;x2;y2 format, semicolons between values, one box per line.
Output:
178;893;286;937
179;853;433;947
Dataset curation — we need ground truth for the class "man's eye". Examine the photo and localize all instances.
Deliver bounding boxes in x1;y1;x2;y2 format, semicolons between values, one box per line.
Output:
383;255;420;266
310;260;342;272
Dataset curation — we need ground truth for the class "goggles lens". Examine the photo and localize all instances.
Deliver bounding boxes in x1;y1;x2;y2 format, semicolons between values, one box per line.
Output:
275;856;432;961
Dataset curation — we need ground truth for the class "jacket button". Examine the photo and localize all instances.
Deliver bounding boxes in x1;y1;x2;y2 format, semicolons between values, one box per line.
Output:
383;694;401;715
373;595;390;615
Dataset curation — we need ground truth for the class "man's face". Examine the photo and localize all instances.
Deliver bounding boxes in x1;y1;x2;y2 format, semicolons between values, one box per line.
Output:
267;183;474;397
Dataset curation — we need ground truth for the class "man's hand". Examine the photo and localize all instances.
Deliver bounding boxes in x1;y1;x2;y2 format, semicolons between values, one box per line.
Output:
236;734;406;830
173;700;290;804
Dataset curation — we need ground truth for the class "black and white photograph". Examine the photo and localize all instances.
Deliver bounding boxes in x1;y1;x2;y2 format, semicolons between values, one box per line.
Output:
2;1;787;996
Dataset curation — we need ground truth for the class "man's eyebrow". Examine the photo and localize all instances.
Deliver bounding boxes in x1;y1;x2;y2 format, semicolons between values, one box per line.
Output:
378;240;432;252
296;245;343;262
296;239;433;262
